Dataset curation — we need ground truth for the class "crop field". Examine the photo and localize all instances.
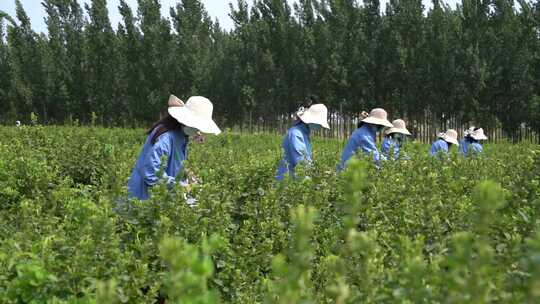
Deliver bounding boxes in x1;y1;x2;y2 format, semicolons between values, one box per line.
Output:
0;126;539;303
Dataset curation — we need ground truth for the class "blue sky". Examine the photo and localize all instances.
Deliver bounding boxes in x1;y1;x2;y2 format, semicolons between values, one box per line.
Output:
1;0;459;33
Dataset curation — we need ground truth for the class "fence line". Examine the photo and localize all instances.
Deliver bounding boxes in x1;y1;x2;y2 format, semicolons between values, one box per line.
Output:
229;112;539;144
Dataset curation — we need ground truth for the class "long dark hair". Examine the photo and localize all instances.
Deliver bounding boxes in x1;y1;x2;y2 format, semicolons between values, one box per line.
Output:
147;114;183;145
294;95;318;124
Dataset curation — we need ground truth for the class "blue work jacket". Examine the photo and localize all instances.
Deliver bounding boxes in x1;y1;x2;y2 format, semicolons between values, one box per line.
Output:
276;122;312;180
381;137;400;160
128;128;188;200
338;124;384;170
429;139;449;156
459;138;483;157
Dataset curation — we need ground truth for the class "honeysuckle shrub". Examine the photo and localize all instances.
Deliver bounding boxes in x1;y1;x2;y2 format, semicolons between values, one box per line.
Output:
0;126;539;303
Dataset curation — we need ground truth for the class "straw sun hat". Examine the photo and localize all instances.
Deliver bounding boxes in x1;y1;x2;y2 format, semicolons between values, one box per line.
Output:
167;95;221;135
297;104;330;129
385;119;411;136
438;129;459;146
362;108;393;128
470;128;488;141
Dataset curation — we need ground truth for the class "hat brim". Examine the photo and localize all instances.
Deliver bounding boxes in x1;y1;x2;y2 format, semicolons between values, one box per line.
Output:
362;117;394;128
385;127;411;136
471;134;488;141
168;107;221;135
442;135;459;146
299;113;330;129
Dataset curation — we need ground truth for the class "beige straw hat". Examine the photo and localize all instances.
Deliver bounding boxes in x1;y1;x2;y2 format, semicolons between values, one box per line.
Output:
297;104;330;129
362;108;393;128
168;96;221;135
439;129;459;146
385;119;411;136
470;128;488;141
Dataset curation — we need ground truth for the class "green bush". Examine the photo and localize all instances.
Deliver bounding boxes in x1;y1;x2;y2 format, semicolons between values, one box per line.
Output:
0;126;539;302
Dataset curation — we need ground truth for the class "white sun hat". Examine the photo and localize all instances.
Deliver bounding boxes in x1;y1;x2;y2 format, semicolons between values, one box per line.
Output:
297;104;330;129
470;128;488;141
168;95;221;135
439;129;459;146
385;119;411;136
362;108;394;128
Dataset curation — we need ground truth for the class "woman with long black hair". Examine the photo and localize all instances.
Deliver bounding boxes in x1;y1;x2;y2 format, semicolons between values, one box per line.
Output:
127;95;221;200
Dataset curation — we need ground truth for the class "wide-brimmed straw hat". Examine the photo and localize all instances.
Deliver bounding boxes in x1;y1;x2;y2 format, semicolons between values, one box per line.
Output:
297;104;330;129
438;129;459;146
385;119;411;136
362;108;393;128
470;128;488;141
168;95;221;135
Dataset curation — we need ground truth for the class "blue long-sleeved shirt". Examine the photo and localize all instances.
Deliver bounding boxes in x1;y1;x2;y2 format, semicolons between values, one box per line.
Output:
459;138;483;157
276;122;312;181
429;139;449;156
470;142;483;154
338;124;384;170
127;128;188;200
381;137;400;160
